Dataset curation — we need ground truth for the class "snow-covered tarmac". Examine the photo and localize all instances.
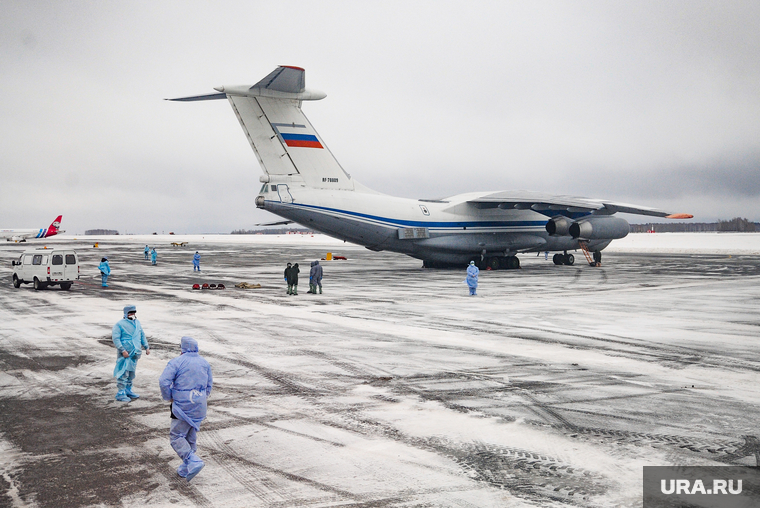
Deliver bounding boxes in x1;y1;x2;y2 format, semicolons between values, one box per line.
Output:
1;233;759;507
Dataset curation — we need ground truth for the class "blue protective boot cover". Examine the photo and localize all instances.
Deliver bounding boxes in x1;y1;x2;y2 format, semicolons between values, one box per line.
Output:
125;386;140;399
115;390;130;402
185;455;205;482
177;462;188;478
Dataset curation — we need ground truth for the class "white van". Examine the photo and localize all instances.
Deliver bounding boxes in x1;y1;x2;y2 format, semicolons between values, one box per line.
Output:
12;249;80;290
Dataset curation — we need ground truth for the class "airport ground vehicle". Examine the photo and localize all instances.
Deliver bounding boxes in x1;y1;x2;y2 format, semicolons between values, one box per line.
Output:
11;249;79;290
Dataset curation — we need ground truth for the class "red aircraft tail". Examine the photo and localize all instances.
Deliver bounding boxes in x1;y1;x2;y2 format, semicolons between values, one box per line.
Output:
45;215;62;237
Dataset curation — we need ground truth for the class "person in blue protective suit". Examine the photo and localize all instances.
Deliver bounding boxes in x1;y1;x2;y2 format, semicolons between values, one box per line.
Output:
192;251;201;272
308;260;323;294
159;336;213;482
98;257;111;288
151;248;157;266
465;260;479;296
144;245;150;260
112;305;150;401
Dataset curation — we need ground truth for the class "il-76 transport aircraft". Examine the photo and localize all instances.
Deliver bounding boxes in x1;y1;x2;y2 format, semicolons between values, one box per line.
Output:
170;66;692;269
0;215;63;242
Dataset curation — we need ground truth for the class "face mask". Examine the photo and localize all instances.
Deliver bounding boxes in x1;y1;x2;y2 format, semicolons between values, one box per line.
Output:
128;314;136;320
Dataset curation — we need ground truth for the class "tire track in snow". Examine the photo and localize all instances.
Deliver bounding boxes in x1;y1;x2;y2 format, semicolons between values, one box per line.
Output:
203;427;359;503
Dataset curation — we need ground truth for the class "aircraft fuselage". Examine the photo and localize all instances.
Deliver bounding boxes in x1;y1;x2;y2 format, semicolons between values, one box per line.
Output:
257;184;610;265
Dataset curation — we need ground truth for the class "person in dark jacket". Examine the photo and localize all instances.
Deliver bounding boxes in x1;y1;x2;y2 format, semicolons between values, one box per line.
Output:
284;263;292;294
308;260;323;294
288;263;300;295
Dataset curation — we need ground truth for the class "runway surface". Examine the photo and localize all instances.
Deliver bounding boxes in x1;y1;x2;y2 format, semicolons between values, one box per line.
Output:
1;234;759;507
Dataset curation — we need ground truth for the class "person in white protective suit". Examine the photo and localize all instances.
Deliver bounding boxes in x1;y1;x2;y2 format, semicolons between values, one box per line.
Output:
159;336;213;482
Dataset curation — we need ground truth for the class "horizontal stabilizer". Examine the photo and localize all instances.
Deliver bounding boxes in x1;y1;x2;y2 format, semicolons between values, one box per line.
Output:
165;93;227;102
213;66;325;101
253;66;305;94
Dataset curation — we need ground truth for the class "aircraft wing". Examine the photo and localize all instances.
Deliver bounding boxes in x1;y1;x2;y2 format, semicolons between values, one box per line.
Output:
467;191;692;218
255;220;293;227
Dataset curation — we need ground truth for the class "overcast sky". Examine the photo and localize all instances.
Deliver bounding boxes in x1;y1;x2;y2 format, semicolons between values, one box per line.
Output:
1;1;758;234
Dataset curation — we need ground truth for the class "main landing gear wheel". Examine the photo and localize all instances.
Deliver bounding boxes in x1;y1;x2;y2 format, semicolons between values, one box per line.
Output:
487;257;500;270
553;253;575;265
506;256;520;269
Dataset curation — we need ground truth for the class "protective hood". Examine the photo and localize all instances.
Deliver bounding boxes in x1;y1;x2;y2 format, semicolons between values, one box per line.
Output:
123;305;137;319
311;260;319;267
181;336;199;353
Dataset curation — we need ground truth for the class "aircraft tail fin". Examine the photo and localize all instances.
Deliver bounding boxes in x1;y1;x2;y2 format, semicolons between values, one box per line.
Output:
45;215;62;237
170;66;354;190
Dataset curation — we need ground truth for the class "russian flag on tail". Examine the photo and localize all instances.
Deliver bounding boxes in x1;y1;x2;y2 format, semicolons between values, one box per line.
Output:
280;133;323;149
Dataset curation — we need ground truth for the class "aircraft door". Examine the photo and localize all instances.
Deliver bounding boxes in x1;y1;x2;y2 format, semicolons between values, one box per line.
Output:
276;184;294;204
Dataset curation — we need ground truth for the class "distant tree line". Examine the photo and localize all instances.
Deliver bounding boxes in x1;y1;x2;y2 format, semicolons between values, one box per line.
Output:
631;218;758;233
231;227;314;235
85;229;119;235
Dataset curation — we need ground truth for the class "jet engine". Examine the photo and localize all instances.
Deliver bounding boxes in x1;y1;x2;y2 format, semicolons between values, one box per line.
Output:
569;216;629;240
545;216;571;236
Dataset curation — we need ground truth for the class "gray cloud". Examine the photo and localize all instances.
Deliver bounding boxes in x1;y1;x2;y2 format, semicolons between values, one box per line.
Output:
1;1;758;233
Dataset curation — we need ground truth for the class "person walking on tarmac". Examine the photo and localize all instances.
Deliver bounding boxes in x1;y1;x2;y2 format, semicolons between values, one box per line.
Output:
99;257;111;288
112;305;150;401
465;260;479;296
193;251;201;272
284;262;292;294
308;260;323;294
159;336;213;482
151;247;157;266
289;263;300;295
144;245;150;260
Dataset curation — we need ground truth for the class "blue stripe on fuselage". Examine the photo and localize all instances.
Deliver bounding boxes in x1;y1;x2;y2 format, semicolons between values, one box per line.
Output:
267;201;549;229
